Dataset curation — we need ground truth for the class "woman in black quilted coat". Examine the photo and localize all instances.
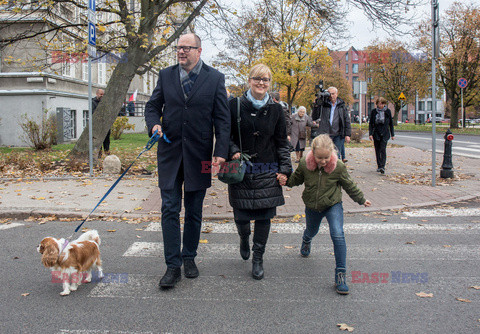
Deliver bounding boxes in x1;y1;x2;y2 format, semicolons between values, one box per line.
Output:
227;64;292;280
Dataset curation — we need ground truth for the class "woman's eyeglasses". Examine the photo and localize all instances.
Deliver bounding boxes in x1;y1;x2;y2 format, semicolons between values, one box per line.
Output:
250;77;271;83
174;46;199;53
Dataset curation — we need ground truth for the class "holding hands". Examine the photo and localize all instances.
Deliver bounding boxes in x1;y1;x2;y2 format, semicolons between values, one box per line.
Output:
364;200;372;207
277;173;287;186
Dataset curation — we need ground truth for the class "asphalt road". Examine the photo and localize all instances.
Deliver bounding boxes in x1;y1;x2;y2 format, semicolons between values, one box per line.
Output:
392;131;480;159
1;202;479;333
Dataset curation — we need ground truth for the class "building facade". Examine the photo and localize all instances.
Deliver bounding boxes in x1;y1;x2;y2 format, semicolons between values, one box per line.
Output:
0;1;177;147
329;47;444;123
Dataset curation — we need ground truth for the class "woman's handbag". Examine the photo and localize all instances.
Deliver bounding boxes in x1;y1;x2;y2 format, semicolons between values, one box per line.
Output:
217;98;249;184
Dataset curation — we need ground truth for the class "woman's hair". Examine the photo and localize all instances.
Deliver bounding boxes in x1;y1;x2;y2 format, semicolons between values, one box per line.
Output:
297;106;306;113
311;134;336;155
248;64;272;81
376;97;387;106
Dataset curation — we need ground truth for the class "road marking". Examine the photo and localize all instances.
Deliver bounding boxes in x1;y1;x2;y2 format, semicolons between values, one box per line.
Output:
88;274;479;303
405;208;480;217
395;135;476;145
144;222;480;234
58;331;154;334
123;242;478;260
452;146;480;153
0;223;24;230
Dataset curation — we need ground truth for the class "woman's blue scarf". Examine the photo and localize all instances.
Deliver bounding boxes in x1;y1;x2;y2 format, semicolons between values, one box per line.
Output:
246;89;269;110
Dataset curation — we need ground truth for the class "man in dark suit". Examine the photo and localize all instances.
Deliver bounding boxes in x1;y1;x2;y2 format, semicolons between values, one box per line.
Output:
145;33;230;289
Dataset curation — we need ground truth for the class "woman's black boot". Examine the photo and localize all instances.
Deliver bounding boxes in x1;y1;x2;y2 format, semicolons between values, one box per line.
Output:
251;220;271;280
235;222;251;260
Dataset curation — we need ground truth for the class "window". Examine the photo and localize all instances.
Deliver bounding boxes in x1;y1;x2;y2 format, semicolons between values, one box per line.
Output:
98;62;106;85
352;63;359;74
427;101;432;111
83;110;89;129
82;62;88;81
418;101;425;110
62;59;75;78
353;102;359;112
345;52;349;61
345;64;349;74
345;76;349;81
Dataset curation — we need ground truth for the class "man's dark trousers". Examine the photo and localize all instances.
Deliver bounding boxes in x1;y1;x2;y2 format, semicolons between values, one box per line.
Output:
160;167;206;268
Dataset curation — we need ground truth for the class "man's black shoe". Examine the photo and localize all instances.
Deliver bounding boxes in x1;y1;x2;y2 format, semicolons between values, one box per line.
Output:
159;267;181;289
184;259;199;278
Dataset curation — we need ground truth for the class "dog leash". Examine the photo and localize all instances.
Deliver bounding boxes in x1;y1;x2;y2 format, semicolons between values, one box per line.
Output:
59;130;168;254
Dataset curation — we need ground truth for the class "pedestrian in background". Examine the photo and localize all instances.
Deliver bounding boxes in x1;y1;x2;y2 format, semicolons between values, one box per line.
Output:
271;91;291;137
289;106;316;163
91;88;110;156
311;87;351;163
145;33;230;289
282;134;371;295
228;64;291;280
369;97;395;174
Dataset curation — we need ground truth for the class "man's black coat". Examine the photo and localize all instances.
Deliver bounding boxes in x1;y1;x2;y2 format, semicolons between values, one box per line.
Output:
145;62;230;191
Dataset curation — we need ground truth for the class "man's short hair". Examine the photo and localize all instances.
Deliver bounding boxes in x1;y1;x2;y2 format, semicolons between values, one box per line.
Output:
327;87;338;94
271;91;280;101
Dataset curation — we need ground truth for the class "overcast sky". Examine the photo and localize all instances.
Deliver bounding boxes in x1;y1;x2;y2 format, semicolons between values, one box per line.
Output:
200;0;458;64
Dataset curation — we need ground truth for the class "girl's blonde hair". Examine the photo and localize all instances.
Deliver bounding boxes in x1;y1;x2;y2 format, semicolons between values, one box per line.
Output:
248;64;272;81
311;134;337;155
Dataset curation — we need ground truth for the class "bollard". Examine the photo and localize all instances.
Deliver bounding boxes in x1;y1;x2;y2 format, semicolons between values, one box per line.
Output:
440;129;454;178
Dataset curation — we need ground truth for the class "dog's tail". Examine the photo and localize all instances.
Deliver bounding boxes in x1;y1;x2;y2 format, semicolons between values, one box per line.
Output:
78;229;101;246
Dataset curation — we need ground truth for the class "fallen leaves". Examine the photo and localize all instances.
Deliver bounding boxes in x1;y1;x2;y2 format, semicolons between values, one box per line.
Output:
21;293;30;297
405;241;416;245
415;292;433;298
199;239;208;244
337;323;354;332
469;286;480;290
455;297;471;303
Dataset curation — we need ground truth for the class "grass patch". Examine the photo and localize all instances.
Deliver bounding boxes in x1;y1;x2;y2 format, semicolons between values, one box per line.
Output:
0;132;155;178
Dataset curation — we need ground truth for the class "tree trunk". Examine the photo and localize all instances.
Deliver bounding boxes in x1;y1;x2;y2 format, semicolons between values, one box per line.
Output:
392;102;400;126
449;97;460;129
68;47;146;161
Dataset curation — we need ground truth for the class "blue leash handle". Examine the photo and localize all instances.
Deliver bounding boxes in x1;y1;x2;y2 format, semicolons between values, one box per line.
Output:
72;130;162;234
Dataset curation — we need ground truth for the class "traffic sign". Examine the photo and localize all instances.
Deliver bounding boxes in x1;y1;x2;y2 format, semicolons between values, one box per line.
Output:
88;0;95;12
88;22;96;46
457;78;468;89
398;92;406;100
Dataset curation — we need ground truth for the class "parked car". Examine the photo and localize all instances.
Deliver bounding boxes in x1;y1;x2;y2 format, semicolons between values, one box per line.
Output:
426;117;445;123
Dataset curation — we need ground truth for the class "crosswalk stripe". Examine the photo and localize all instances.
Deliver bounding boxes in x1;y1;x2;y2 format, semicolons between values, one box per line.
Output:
405;208;480;217
88;274;479;303
123;242;477;260
0;223;23;230
58;331;154;334
144;222;480;234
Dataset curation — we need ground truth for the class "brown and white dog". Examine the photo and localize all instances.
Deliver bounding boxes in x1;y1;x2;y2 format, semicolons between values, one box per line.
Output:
37;230;104;296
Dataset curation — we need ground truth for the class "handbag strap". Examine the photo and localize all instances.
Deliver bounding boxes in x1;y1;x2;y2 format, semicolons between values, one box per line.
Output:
237;97;242;156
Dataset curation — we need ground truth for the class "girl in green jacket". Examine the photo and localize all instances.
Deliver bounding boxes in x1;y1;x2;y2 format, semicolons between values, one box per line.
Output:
282;134;371;294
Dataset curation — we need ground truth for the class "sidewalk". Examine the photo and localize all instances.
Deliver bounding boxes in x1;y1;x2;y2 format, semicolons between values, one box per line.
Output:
1;147;479;220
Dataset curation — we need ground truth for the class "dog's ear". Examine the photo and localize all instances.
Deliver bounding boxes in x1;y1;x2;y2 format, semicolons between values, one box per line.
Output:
41;239;59;267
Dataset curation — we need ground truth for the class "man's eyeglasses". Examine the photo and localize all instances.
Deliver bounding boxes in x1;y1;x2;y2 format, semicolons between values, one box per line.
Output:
174;46;199;53
250;77;271;83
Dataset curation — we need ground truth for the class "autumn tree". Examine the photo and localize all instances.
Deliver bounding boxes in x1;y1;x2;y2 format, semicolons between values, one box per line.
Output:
365;40;430;125
418;2;480;128
1;0;210;160
213;0;422;107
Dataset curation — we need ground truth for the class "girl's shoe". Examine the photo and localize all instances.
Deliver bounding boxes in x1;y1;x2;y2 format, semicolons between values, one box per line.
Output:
300;240;311;257
335;268;349;295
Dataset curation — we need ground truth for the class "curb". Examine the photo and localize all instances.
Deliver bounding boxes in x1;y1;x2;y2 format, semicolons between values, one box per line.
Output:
2;194;479;221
